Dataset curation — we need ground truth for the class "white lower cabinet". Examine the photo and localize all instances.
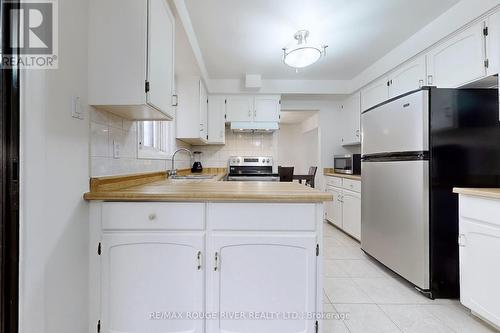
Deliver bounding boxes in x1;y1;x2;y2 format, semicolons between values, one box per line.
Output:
326;186;343;229
91;202;323;333
207;233;317;333
342;190;361;240
100;233;204;333
458;194;500;329
325;177;361;241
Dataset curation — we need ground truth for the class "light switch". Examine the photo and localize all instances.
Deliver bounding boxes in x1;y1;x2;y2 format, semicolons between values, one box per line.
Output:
71;96;84;120
113;140;121;159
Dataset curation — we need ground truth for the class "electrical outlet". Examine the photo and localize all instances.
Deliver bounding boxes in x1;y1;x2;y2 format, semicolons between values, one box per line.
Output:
113;140;121;159
71;96;84;120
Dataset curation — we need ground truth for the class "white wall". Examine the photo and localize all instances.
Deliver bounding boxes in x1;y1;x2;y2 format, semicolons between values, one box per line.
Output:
276;123;320;175
19;0;90;332
192;128;277;168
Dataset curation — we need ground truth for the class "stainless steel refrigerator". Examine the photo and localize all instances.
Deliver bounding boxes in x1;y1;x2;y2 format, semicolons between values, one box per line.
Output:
361;87;500;299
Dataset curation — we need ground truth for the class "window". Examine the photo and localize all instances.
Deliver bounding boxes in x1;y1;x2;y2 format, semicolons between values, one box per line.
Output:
137;121;173;159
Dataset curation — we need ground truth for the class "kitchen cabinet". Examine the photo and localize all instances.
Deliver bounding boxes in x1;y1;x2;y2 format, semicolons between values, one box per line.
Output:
388;56;426;98
341;92;361;145
207;233;317;333
487;11;500;76
342;190;361;241
325;176;361;241
225;95;255;122
426;22;487;88
207;95;226;144
361;77;389;112
458;194;500;329
176;76;209;145
100;232;204;333
226;95;281;123
326;186;343;229
89;0;175;120
90;201;324;333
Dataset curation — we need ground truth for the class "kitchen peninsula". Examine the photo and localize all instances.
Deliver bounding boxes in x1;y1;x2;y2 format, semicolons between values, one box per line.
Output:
84;171;332;333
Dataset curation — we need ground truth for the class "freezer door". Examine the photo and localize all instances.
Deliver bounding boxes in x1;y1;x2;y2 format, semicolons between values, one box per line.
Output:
361;160;430;290
362;90;429;156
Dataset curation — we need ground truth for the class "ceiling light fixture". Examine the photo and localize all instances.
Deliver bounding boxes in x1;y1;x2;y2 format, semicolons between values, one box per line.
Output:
282;30;327;69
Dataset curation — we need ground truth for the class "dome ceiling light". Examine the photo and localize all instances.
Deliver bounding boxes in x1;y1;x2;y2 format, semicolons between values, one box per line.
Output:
282;30;327;69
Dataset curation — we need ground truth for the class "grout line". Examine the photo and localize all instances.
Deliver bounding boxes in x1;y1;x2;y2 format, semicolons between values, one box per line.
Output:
375;303;405;332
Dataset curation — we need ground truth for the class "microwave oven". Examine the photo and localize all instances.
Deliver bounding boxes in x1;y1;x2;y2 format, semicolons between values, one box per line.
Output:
334;154;361;175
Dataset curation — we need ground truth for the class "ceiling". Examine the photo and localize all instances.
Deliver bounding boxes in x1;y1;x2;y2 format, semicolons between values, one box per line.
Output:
184;0;460;80
280;111;318;124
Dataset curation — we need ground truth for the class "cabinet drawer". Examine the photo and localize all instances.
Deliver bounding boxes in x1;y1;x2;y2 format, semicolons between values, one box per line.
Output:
102;202;205;230
208;203;317;231
342;179;361;193
459;195;500;228
326;176;343;187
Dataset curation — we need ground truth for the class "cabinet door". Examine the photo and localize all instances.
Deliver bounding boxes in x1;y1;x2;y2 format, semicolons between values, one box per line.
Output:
226;95;254;122
342;190;361;241
208;95;226;144
101;233;204;333
426;22;487;88
389;56;426;98
326;186;343;229
199;81;208;141
486;11;500;76
254;95;280;122
207;233;317;333
147;0;175;117
341;92;361;144
460;217;500;327
361;77;389;112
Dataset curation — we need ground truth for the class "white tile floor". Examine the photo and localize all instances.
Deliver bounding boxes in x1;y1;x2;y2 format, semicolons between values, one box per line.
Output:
322;222;499;333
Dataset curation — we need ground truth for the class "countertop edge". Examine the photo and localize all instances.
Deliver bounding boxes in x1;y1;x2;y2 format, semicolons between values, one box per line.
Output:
453;187;500;200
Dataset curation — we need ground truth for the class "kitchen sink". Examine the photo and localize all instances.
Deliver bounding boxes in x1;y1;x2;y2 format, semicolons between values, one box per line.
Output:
170;174;216;180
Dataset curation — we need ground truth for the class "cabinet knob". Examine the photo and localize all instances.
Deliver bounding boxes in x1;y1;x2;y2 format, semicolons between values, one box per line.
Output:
148;213;157;221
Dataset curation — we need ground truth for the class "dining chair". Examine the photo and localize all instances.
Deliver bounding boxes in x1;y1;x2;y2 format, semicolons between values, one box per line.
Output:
278;166;294;182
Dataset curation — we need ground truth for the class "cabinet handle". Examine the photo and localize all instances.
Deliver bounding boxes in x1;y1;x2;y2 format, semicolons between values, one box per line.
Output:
197;251;202;270
427;75;433;85
458;234;467;247
148;213;157;221
172;95;178;107
214;252;219;271
419;79;424;88
254;110;257;118
248;110;252;117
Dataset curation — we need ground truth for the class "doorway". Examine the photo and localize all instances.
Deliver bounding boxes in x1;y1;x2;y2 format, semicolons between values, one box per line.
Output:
0;0;20;332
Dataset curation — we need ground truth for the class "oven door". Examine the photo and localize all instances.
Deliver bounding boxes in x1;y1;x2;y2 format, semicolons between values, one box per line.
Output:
334;156;353;174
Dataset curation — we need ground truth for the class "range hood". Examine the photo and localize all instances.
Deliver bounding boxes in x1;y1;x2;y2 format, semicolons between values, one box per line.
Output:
230;121;279;133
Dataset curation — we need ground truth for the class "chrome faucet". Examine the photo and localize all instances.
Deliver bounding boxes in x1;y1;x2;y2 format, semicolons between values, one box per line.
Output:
170;148;194;177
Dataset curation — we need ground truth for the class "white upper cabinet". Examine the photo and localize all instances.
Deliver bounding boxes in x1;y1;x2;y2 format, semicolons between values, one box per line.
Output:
226;95;281;124
426;22;487;88
254;95;281;122
361;77;389;112
207;95;226;145
225;95;254;122
388;56;426;98
100;233;204;333
486;11;500;76
341;92;361;144
89;0;175;120
176;76;209;145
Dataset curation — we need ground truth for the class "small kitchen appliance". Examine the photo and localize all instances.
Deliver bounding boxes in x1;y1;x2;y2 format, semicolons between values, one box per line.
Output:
334;154;361;175
191;151;203;173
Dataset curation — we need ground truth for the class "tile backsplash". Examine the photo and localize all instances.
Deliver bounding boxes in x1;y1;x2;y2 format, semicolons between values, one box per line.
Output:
192;128;278;168
90;109;191;177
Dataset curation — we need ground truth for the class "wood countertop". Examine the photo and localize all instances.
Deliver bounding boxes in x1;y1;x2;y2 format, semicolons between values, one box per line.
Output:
323;168;362;181
453;188;500;200
84;170;333;203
